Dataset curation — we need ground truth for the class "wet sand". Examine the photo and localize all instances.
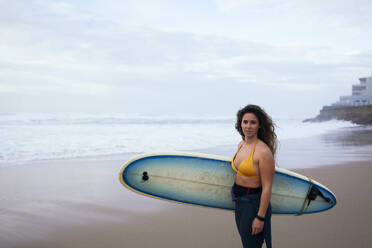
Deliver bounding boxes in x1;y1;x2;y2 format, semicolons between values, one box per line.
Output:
1;159;371;248
1;127;372;248
274;161;371;248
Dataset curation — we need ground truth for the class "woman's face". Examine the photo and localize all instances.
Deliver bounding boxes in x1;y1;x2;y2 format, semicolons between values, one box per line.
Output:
241;113;260;138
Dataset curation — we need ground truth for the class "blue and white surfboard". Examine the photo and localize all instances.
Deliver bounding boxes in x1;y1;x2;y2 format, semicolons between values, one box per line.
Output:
119;153;336;215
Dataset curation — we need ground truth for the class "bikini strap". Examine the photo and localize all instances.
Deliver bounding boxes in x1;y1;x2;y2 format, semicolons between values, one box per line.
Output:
237;141;244;152
235;140;257;160
249;142;257;158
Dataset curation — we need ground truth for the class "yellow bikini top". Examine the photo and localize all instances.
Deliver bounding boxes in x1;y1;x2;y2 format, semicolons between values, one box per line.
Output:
231;142;259;178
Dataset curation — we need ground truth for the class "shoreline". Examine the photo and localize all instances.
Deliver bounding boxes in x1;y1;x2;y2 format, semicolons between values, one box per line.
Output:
3;130;372;170
3;123;372;169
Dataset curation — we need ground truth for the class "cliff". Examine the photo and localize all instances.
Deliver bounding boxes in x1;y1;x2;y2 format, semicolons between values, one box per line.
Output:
303;105;372;125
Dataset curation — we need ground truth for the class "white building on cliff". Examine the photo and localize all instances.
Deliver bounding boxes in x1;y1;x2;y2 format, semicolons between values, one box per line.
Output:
333;73;372;106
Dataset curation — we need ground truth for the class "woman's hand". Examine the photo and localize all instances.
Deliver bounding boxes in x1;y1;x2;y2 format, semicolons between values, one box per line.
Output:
251;217;264;235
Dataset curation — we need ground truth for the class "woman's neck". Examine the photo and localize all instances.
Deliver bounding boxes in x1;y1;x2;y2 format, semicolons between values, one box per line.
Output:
244;136;258;145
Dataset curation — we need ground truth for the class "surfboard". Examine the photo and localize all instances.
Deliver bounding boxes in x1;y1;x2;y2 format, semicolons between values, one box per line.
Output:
119;152;336;214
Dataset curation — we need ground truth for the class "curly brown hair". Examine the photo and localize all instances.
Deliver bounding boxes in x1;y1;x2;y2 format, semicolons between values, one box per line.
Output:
235;104;277;155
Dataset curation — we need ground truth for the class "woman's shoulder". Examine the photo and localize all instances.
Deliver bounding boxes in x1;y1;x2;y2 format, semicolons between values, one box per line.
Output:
237;140;244;149
256;140;273;158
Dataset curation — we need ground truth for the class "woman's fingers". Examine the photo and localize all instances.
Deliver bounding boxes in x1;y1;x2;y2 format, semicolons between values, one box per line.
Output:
251;218;264;235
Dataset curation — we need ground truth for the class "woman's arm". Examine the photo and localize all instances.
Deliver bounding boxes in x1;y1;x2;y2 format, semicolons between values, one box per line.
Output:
251;147;274;235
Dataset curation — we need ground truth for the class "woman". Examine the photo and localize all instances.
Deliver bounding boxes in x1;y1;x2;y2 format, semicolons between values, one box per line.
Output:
231;104;276;248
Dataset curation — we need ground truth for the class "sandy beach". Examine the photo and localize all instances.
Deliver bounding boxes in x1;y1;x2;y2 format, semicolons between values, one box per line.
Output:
1;128;372;248
1;160;371;248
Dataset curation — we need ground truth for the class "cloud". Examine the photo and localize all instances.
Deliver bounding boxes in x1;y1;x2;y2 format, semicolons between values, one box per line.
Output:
0;14;366;93
48;2;75;16
0;0;371;115
216;0;283;12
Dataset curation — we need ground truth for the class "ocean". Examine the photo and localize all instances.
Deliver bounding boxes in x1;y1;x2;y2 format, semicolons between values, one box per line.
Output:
1;112;365;167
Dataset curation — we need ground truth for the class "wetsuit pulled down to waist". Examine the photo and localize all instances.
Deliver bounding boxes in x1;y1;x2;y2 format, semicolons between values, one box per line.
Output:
232;183;272;248
232;182;262;200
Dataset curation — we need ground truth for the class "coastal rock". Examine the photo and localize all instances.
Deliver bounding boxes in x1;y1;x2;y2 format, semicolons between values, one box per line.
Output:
303;105;372;125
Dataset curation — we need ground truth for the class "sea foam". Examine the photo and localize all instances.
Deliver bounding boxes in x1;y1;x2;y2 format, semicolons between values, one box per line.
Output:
0;113;357;165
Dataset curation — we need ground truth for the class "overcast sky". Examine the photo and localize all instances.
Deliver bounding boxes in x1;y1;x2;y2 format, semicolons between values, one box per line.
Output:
1;0;371;118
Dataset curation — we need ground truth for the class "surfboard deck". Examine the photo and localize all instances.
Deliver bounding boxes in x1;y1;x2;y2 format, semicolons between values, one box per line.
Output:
119;152;336;215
